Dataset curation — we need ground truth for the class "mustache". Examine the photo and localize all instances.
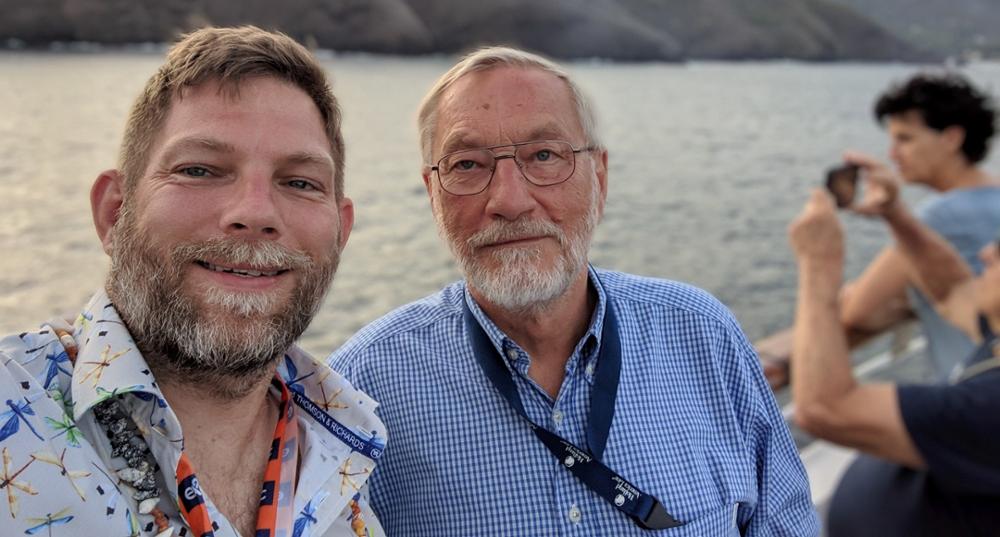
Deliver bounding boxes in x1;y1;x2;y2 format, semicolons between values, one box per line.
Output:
466;218;565;250
172;238;314;271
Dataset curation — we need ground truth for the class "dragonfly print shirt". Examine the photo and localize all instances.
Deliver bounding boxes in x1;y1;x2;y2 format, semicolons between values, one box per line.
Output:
0;290;387;537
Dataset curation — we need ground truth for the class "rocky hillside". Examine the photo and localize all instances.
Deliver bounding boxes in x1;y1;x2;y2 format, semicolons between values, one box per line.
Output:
828;0;1000;58
0;0;936;61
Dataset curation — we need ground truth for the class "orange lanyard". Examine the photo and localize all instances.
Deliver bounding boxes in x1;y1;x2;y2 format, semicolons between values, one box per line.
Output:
176;377;299;536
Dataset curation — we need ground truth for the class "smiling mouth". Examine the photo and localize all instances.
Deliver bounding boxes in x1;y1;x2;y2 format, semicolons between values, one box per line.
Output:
195;260;288;278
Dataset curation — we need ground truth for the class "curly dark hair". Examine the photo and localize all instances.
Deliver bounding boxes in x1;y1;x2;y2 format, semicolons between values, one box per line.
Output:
875;73;996;164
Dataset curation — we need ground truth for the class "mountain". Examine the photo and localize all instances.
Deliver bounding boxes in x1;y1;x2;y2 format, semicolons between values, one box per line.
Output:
612;0;931;60
0;0;936;62
827;0;1000;58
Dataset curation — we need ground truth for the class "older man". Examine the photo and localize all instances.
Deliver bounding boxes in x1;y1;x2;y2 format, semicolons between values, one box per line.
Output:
789;170;1000;534
330;47;818;535
0;27;385;536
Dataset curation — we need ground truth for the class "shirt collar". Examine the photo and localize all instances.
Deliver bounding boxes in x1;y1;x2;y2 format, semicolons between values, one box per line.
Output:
463;264;607;379
69;290;167;423
275;346;386;455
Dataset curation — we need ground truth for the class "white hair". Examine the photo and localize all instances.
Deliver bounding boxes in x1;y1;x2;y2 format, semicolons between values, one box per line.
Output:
417;46;603;164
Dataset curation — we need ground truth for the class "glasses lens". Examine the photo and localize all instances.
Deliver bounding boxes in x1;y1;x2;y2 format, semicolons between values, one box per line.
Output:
438;149;494;195
515;141;575;185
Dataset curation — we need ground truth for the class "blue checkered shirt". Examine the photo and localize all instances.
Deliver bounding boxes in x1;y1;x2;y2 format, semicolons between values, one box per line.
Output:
329;267;819;536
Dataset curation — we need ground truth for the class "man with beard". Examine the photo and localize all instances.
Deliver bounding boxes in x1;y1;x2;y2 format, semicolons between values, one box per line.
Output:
0;27;385;537
329;47;818;535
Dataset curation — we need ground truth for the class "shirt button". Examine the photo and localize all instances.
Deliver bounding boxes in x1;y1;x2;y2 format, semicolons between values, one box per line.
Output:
585;363;595;376
568;504;582;523
505;348;518;361
552;409;564;424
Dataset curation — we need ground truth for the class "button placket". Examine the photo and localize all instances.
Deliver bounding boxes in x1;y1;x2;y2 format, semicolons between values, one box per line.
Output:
552;408;564;427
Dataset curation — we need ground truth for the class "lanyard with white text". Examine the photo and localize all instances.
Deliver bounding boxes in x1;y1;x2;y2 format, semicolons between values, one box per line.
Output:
463;296;683;531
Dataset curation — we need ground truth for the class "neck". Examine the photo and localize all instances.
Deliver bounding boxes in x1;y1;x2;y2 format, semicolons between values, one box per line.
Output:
155;363;281;536
933;161;995;191
472;268;595;398
156;365;278;445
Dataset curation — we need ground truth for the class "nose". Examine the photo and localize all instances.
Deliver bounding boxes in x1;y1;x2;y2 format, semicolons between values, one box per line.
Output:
483;155;538;221
888;143;902;164
220;172;281;239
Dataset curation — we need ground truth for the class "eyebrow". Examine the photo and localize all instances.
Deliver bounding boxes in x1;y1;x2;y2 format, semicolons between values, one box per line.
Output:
157;138;334;173
281;151;335;172
439;133;485;157
437;122;575;156
158;137;237;164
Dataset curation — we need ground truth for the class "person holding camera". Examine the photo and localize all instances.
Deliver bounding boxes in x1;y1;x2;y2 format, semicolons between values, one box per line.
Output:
838;73;1000;380
788;165;1000;535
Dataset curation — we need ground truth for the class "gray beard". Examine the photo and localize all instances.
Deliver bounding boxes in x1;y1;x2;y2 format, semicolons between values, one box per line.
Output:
106;206;338;398
436;192;599;315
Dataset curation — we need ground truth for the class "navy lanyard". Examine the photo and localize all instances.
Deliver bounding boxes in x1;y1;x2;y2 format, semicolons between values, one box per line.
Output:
463;295;683;531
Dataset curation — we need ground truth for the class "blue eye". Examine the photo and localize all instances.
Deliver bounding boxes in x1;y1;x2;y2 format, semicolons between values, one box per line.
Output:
180;166;211;177
288;179;316;190
535;150;552;161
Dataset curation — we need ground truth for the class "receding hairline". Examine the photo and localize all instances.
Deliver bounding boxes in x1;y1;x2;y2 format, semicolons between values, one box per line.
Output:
417;46;602;164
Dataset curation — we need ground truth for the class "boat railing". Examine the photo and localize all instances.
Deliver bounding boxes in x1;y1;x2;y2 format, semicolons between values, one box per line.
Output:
754;314;919;391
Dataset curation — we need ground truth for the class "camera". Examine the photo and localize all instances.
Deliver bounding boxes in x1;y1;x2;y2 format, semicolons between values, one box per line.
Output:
825;164;860;208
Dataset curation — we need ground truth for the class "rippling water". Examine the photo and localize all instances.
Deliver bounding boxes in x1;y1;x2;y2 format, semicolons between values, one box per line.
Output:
2;52;999;356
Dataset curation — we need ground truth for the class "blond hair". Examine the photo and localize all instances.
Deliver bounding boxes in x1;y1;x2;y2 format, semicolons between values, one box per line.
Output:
119;26;346;197
417;46;602;164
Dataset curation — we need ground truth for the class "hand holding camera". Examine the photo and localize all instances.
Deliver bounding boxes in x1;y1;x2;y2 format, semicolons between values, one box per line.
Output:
824;151;902;217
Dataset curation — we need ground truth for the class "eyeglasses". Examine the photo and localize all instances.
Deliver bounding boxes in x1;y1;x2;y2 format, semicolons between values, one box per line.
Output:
431;140;596;196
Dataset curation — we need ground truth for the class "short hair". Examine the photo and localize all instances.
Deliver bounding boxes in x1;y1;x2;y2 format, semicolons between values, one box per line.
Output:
417;46;602;164
874;73;996;164
119;26;346;198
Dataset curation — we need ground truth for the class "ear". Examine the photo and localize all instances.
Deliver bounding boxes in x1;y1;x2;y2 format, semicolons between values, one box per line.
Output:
336;196;355;250
422;166;443;218
595;148;609;217
91;169;125;256
422;166;434;197
941;125;966;157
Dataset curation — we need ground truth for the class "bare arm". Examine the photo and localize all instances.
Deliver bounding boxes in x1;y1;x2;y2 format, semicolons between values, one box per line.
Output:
789;190;925;468
845;152;979;339
881;202;979;339
839;246;913;331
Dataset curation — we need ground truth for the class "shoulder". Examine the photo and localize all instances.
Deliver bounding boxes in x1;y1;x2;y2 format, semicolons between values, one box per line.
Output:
896;369;1000;491
0;327;64;380
330;282;466;365
917;186;1000;225
596;268;742;332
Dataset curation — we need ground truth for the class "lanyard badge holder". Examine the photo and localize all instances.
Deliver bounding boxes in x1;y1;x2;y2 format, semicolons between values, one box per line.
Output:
464;297;683;531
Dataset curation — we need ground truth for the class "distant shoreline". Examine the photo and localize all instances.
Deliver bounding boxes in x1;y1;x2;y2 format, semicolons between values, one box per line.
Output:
5;41;992;65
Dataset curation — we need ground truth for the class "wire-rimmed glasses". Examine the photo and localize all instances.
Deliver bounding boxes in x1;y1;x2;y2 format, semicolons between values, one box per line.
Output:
431;140;596;196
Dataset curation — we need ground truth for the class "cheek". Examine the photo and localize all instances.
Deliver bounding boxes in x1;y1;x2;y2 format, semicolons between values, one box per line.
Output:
287;210;342;253
436;198;480;233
